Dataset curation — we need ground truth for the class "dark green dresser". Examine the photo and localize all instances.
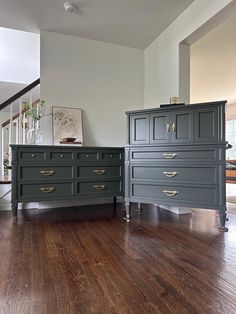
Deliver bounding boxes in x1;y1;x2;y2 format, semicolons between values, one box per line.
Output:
11;145;124;216
124;101;228;231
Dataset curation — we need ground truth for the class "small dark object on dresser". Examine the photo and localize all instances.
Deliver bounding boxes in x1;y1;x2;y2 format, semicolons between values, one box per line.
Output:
160;103;185;108
61;137;76;143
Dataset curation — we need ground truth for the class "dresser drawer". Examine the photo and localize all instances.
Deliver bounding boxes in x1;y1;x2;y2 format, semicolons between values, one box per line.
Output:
19;182;73;200
77;152;98;161
77;181;122;195
131;165;218;184
78;166;121;179
131;183;218;206
101;152;122;161
50;151;74;161
131;148;220;161
19;151;46;161
20;166;73;181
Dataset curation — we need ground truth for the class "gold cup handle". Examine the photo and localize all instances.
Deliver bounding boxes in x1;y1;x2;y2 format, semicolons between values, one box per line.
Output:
93;185;106;191
93;169;106;175
172;123;176;132
166;123;170;132
163;153;178;159
163;190;178;197
40;170;55;176
162;171;178;177
40;187;55;193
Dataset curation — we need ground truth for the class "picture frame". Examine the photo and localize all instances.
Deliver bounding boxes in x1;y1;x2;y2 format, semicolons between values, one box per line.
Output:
52;106;83;145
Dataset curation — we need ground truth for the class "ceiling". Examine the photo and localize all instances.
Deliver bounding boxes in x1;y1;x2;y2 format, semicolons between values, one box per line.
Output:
0;0;195;49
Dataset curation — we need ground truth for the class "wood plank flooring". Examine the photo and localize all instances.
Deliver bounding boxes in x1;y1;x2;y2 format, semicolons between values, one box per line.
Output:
0;203;236;314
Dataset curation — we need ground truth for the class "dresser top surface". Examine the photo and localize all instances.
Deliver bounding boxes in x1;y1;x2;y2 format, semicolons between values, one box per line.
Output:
125;100;227;115
11;145;123;150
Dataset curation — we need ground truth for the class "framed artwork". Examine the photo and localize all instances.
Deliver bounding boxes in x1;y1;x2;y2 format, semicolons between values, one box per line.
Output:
52;106;83;145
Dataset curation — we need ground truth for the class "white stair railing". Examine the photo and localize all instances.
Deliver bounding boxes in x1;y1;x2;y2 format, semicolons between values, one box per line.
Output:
0;79;40;181
0;110;3;180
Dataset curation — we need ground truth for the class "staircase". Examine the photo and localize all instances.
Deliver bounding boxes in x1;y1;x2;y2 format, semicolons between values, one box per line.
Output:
0;79;40;189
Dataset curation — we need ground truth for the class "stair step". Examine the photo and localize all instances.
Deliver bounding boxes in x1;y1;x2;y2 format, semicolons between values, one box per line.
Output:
0;180;12;184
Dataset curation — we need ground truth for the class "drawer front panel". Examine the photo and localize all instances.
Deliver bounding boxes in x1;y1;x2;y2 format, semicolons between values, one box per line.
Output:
131;149;218;161
20;166;73;181
50;152;74;161
131;165;218;184
131;183;218;205
19;182;73;199
77;181;122;195
78;166;121;179
77;153;98;161
20;151;46;161
101;153;122;161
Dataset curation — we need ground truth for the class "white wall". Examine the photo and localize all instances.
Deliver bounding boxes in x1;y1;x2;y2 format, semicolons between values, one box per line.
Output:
40;31;144;146
144;0;234;108
190;14;236;105
0;27;40;84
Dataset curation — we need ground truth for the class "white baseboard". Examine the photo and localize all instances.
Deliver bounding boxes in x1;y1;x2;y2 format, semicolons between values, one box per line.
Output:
0;185;11;210
0;204;11;211
159;205;192;215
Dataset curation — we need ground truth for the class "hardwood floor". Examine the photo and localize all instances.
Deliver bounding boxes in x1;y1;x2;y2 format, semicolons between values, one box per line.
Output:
0;203;236;314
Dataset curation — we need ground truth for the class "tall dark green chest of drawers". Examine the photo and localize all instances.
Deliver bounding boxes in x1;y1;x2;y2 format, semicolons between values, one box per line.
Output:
11;145;124;216
124;101;228;231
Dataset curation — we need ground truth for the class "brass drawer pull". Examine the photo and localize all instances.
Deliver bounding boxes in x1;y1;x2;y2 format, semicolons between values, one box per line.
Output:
60;154;64;158
40;170;55;176
172;123;176;132
31;154;36;157
163;153;178;159
166;123;170;132
93;169;106;175
86;154;90;158
163;171;178;177
93;185;106;191
163;190;178;197
40;187;55;193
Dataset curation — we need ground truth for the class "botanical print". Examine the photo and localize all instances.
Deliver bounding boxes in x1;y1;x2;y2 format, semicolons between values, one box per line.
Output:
52;106;83;145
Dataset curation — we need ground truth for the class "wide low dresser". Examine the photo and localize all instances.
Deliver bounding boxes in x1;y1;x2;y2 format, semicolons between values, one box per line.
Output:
124;100;228;231
11;145;124;216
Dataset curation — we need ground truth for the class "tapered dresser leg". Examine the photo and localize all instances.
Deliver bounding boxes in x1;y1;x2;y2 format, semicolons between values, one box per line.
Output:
113;196;117;208
124;202;130;222
136;202;142;211
218;207;228;232
112;197;117;217
12;201;18;218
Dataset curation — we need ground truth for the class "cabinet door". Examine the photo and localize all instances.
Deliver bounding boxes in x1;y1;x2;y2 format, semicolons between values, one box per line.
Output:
171;109;194;143
195;106;219;143
130;114;149;145
150;112;170;144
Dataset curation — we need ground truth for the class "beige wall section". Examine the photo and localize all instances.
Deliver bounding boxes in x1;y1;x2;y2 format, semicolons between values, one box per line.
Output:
190;14;236;106
179;43;190;104
144;0;234;108
40;31;144;146
226;104;236;120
